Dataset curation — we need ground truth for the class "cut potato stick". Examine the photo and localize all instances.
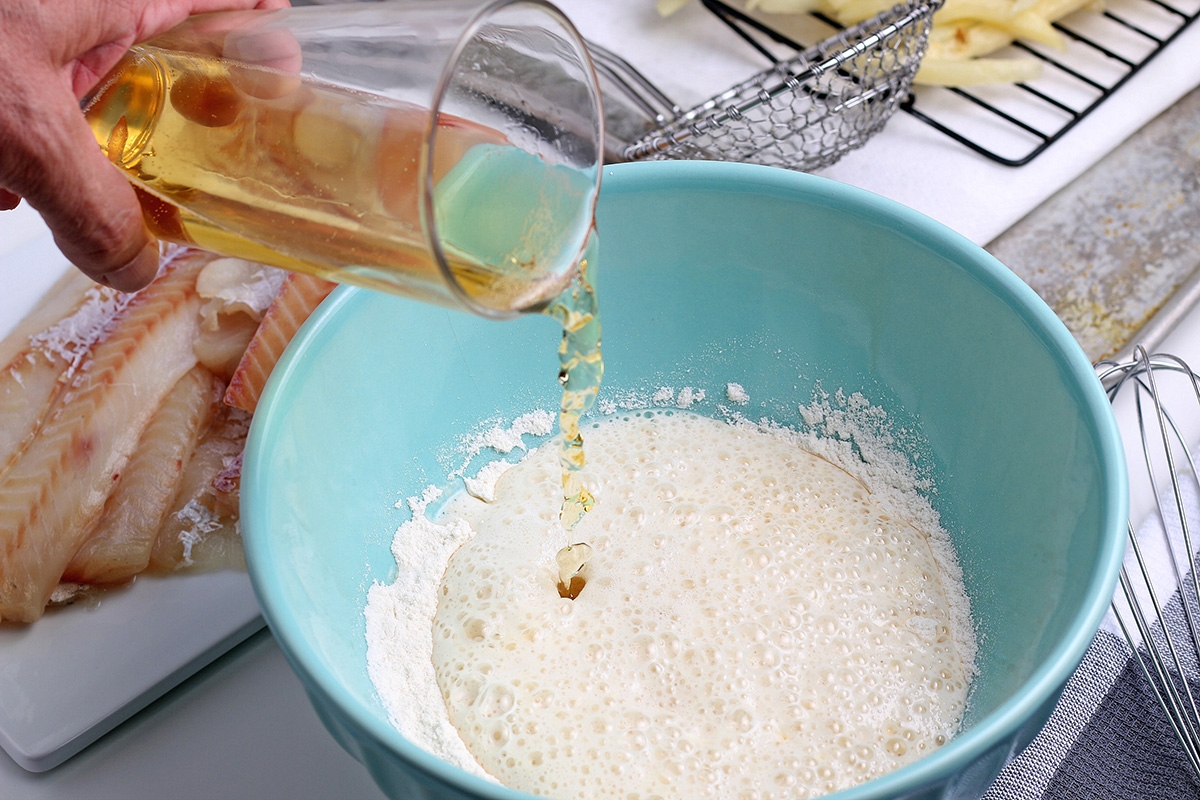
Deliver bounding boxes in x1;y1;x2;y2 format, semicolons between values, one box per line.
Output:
1002;10;1065;49
657;0;1106;86
916;54;1043;85
932;1;1066;49
834;0;900;24
656;0;693;13
927;21;1018;60
1033;0;1100;21
747;0;825;12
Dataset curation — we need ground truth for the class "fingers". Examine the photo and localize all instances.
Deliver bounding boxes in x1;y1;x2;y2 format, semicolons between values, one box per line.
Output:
63;239;161;293
225;22;303;99
225;22;303;74
3;1;297;290
13;83;160;292
130;0;291;47
149;9;303;99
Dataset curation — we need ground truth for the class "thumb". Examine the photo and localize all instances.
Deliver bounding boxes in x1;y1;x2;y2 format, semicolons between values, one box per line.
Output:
14;84;159;292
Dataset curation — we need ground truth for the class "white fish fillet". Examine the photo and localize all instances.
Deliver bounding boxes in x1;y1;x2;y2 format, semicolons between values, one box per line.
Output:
0;271;126;478
224;272;336;413
149;403;251;573
0;254;206;622
63;365;222;585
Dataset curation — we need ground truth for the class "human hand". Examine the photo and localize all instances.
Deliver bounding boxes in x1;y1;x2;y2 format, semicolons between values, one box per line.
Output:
0;0;289;291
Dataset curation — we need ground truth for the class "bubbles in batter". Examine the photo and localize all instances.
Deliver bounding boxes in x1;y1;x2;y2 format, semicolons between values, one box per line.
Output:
429;410;975;800
555;542;592;599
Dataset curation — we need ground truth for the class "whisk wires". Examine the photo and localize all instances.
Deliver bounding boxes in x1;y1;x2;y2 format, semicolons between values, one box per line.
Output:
1101;347;1200;779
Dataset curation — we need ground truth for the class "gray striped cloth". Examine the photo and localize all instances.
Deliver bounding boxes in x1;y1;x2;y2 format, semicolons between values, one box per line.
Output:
983;483;1200;800
983;629;1197;799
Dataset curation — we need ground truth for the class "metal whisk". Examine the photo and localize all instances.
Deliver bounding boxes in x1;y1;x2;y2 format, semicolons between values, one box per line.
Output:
1099;347;1200;779
591;0;939;171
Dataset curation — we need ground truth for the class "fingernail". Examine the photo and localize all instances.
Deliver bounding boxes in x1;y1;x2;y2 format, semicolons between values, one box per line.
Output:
100;241;160;292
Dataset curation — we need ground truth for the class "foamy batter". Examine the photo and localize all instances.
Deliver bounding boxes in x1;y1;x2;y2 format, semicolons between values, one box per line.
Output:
417;410;974;800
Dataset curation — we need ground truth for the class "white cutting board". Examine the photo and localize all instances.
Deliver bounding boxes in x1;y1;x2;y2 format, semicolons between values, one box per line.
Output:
0;217;264;773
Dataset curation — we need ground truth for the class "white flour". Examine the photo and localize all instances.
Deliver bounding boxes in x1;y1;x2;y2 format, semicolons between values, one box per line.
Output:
28;244;191;369
29;286;127;367
463;460;513;503
446;410;555;480
674;386;704;408
365;513;491;779
598;386;705;414
397;485;443;515
364;382;974;789
725;381;750;404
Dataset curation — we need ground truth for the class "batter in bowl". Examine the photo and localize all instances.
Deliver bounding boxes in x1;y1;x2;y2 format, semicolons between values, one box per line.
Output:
426;409;975;800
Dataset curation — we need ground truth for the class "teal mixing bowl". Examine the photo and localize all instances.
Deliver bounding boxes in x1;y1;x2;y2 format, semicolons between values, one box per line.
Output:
241;160;1127;800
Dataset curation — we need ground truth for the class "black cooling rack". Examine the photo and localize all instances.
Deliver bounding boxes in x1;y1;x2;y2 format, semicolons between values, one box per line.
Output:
703;0;1200;166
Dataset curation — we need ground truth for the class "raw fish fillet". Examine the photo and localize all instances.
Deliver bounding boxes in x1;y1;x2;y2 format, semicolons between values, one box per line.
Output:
194;258;285;330
0;254;206;622
193;258;286;381
149;403;251;573
0;269;102;368
224;272;335;413
63;365;222;585
210;451;242;518
194;311;260;381
0;271;126;478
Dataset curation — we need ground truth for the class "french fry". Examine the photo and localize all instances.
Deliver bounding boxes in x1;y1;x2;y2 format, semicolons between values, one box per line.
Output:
926;21;1017;60
916;55;1043;85
656;0;692;15
746;0;826;12
657;0;1107;86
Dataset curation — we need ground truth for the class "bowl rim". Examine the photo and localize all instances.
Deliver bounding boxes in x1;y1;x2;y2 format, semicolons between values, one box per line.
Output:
242;158;1129;799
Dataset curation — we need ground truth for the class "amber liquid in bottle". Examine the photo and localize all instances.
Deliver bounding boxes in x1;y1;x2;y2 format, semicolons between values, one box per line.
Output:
83;46;577;312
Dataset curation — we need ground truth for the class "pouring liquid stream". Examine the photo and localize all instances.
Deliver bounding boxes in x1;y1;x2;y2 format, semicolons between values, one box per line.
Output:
544;232;601;599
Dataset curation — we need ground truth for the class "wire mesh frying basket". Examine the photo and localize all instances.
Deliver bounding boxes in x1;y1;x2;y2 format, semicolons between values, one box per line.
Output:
592;0;939;172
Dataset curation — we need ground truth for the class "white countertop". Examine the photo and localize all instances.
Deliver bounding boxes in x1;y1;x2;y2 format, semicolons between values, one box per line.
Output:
0;629;386;800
